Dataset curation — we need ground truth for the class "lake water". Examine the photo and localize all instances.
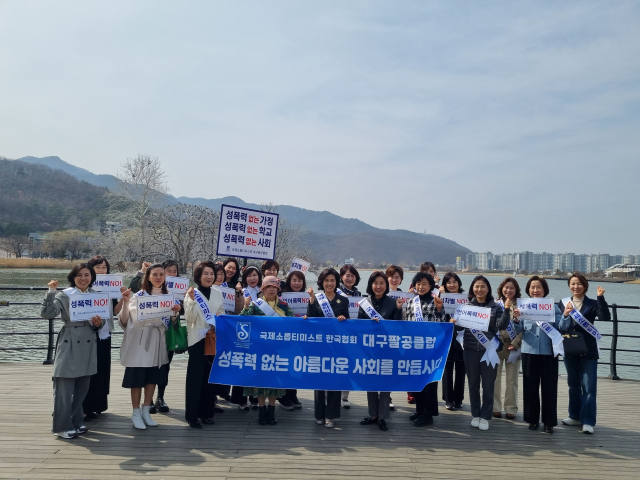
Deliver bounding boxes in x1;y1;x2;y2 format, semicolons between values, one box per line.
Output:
2;268;639;379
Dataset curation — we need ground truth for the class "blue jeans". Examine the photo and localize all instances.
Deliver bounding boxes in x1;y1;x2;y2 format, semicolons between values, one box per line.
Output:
563;356;597;426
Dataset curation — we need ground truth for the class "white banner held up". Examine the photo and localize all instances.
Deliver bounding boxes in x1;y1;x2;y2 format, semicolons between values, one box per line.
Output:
280;292;311;317
69;293;111;322
441;293;468;316
135;294;176;321
216;204;279;260
517;298;556;323
453;305;491;332
388;291;416;306
92;274;124;299
348;296;365;319
166;276;189;302
213;286;236;312
289;258;311;276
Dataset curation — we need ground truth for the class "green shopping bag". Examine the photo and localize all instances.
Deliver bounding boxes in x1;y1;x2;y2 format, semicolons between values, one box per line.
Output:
166;317;188;352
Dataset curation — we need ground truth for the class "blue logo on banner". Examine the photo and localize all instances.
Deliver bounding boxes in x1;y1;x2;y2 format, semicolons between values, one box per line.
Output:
210;315;453;392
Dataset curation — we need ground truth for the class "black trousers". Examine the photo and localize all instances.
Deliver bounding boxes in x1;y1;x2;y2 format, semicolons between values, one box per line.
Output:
522;352;558;427
464;348;498;421
185;340;216;423
157;350;174;399
314;391;341;420
415;381;439;417
442;358;465;404
83;335;110;414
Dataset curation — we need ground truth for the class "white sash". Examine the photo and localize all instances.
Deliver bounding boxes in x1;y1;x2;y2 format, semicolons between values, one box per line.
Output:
470;329;500;367
63;287;78;296
536;321;564;357
336;288;348;297
221;282;228;287
315;292;336;318
456;330;464;348
193;288;216;327
135;290;176;329
253;298;277;316
412;296;425;322
243;287;259;302
562;297;602;355
359;298;382;320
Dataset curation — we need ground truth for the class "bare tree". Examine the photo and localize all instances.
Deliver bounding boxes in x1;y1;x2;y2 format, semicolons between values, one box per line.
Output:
108;155;169;262
0;235;28;258
259;202;310;274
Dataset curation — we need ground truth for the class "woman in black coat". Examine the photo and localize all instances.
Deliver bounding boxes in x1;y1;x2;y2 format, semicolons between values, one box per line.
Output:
440;272;466;410
305;268;349;428
358;271;403;431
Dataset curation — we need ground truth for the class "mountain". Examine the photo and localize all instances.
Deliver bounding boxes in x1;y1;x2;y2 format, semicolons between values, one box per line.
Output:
6;155;471;263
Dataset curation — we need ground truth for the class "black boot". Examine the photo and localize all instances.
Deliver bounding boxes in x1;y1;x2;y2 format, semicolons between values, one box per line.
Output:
268;405;277;425
258;406;268;425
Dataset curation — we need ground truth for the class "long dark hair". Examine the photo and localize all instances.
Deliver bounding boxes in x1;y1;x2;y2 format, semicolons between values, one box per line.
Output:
142;263;169;295
497;277;521;301
162;259;180;276
284;270;307;293
87;255;110;274
223;258;241;285
468;275;493;302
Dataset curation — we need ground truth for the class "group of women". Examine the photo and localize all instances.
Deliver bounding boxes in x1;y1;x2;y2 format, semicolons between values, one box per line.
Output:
41;257;610;438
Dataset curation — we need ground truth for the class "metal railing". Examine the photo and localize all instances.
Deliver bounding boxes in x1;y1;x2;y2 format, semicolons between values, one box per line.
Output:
1;287;640;379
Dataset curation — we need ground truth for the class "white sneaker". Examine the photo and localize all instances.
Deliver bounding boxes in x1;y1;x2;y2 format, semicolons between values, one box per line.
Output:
471;417;480;428
131;408;146;430
341;398;351;409
479;419;489;431
75;425;88;434
141;405;158;427
582;424;594;434
54;430;77;439
562;417;581;426
389;402;395;411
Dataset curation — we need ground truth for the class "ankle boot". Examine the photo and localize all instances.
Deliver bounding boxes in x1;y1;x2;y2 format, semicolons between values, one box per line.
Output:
131;408;146;430
258;406;268;425
141;405;158;426
268;405;277;425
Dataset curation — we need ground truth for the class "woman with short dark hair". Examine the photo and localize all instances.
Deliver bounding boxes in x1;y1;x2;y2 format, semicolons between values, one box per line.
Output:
558;274;610;434
41;264;105;438
338;264;361;408
440;272;465;410
385;265;404;291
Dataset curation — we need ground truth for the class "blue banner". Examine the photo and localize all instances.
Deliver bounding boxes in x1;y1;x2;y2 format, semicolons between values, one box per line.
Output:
209;315;453;391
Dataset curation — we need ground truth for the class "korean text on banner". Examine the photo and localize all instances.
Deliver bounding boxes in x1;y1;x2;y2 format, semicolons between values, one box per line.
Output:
213;286;236;312
135;294;176;321
289;258;310;276
280;293;311;317
69;293;111;322
92;274;124;299
209;315;453;391
441;293;468;316
453;305;491;331
216;204;279;260
388;291;416;306
166;276;189;302
348;296;365;319
517;298;556;323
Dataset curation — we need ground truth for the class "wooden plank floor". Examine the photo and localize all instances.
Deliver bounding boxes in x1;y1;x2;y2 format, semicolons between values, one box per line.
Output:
0;360;639;480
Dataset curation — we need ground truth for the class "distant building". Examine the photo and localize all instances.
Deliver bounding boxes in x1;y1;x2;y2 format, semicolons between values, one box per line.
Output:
344;258;354;265
0;247;16;258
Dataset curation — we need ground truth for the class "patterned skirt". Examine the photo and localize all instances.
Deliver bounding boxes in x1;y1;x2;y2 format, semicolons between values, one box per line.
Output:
243;387;285;397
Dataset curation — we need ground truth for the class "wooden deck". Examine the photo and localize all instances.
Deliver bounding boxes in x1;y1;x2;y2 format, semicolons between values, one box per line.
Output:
1;360;639;480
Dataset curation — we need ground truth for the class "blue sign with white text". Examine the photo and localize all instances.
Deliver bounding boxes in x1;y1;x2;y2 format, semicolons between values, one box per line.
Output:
209;315;453;391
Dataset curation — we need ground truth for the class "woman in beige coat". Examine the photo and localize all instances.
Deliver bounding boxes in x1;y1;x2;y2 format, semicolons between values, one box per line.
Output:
119;264;181;429
41;264;104;439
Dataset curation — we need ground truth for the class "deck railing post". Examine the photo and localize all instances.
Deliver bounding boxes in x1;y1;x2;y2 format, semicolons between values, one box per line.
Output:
43;319;54;365
609;304;620;380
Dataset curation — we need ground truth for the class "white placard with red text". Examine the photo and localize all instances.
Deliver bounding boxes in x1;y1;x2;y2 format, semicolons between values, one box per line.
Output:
281;292;311;317
92;274;124;299
69;293;111;322
213;285;237;312
453;305;491;332
135;294;176;321
517;298;556;323
441;293;468;316
166;276;189;302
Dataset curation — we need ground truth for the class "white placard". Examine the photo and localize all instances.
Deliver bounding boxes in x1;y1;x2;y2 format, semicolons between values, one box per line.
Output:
69;293;111;322
289;258;311;276
280;292;311;317
441;293;468;316
166;276;189;301
388;291;416;306
348;296;365;319
216;204;279;260
135;294;176;321
213;285;237;312
453;305;491;332
92;274;124;299
517;298;556;323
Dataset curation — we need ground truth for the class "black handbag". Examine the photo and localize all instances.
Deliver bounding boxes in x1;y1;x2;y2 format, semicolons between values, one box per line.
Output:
562;331;589;357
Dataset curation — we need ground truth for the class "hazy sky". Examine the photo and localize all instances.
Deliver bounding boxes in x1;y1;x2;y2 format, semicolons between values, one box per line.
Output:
1;1;639;254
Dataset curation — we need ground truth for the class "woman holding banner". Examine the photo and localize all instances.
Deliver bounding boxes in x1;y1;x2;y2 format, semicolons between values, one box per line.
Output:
493;278;523;421
338;265;361;408
210;263;233;405
451;275;508;431
511;276;562;434
119;264;181;430
558;274;610;434
240;276;295;425
358;271;403;431
41;264;105;439
440;272;466;411
184;261;225;429
402;272;445;427
306;268;350;428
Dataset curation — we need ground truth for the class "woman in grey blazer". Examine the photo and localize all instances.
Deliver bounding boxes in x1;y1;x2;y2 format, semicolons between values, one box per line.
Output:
41;264;104;439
